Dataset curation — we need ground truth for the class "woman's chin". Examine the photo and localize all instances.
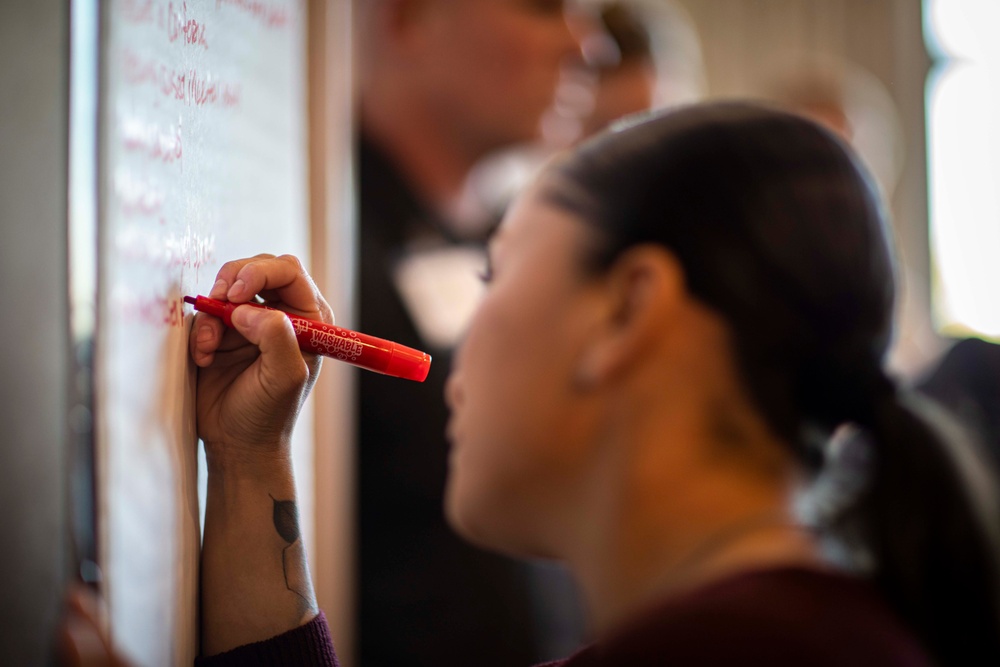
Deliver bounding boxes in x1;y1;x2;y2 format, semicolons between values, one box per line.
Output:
444;485;550;559
445;485;505;549
443;484;491;548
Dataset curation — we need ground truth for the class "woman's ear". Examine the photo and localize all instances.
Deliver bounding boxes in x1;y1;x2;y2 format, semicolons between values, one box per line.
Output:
574;245;687;389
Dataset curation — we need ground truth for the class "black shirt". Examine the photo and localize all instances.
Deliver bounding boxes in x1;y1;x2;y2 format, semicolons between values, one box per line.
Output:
355;130;546;666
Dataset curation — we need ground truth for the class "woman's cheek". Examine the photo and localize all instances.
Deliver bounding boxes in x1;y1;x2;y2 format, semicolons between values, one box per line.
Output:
446;430;521;550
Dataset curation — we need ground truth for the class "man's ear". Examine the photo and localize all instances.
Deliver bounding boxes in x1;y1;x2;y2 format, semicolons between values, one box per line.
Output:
574;245;687;389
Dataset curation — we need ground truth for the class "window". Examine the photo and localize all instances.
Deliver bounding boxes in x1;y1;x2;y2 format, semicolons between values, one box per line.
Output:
925;0;1000;338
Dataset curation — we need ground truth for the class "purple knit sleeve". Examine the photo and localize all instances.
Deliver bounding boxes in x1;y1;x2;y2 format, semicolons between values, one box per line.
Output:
194;611;339;667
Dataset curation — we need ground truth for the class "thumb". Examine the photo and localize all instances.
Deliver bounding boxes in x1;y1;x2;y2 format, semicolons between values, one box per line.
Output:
231;305;310;393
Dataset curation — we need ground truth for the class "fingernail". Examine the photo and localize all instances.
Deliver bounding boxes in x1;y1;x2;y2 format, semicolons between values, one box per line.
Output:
197;325;213;344
210;279;228;298
228;279;246;299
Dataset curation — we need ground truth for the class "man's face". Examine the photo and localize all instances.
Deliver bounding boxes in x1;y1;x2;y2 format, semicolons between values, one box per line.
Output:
418;0;582;152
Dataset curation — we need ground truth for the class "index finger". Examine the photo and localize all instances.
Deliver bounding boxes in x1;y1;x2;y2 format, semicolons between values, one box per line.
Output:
213;254;334;324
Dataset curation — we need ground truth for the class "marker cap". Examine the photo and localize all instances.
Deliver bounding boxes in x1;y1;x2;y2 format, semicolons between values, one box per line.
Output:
386;343;432;383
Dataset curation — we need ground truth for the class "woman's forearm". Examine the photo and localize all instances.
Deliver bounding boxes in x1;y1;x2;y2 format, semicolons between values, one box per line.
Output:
200;444;318;657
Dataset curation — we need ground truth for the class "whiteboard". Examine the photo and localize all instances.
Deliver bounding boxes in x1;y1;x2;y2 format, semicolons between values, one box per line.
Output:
97;1;312;664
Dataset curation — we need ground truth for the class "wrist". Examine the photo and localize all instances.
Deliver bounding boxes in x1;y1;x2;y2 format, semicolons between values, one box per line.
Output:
203;439;295;482
202;440;299;540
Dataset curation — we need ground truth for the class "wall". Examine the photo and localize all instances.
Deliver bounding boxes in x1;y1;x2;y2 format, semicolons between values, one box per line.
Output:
0;0;70;664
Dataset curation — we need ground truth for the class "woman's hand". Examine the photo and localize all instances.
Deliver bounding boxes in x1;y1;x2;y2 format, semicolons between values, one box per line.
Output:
189;254;334;463
192;255;330;653
58;585;132;667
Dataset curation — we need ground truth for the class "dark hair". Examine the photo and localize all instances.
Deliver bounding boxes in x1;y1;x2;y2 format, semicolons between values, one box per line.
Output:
545;102;1000;665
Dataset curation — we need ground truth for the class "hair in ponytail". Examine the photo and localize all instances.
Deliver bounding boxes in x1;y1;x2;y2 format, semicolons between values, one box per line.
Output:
545;102;1000;664
850;390;1000;664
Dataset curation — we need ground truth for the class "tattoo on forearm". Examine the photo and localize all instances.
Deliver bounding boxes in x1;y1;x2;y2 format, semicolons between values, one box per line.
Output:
269;494;311;607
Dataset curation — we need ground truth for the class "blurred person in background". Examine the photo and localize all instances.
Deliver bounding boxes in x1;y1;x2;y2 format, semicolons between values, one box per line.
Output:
916;337;1000;473
577;0;703;137
761;57;903;201
462;0;705;224
575;1;659;139
354;1;585;664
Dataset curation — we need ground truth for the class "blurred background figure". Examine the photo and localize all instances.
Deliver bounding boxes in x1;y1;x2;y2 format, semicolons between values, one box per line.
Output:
916;337;1000;472
462;0;705;224
575;0;704;137
574;1;660;138
353;1;586;664
760;56;905;202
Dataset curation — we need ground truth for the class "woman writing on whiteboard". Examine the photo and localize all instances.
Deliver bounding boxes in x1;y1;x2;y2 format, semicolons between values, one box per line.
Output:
64;103;1000;665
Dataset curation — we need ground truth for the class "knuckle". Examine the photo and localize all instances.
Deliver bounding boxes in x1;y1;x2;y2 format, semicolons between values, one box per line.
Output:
278;254;305;273
319;302;335;324
290;359;310;385
218;259;244;276
264;308;293;333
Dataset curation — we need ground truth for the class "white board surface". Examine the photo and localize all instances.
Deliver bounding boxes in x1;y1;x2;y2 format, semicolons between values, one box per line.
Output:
97;1;311;664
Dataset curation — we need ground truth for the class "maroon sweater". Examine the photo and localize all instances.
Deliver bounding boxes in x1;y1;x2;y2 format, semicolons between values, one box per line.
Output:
539;567;933;666
196;568;933;666
194;612;339;667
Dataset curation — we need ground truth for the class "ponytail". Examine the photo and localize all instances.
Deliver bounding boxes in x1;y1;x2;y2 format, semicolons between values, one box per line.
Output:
843;389;1000;665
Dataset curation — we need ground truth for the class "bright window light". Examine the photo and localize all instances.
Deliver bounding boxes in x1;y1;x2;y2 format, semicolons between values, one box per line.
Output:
925;0;1000;338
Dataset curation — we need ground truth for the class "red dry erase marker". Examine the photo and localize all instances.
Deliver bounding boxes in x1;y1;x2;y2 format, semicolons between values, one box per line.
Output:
184;295;432;382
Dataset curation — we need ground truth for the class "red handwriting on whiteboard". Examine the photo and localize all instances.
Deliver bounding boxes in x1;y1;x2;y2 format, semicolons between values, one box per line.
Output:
116;293;188;328
122;117;183;164
114;170;165;217
166;294;185;328
121;49;241;108
216;0;288;29
164;228;216;271
168;3;209;48
115;223;216;272
119;0;208;49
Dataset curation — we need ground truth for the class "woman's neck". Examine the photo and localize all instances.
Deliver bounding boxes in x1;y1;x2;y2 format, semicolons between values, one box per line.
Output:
559;306;828;637
565;402;826;636
579;500;825;635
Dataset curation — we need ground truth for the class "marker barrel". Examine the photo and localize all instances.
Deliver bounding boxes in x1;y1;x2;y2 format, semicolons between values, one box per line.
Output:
185;295;431;382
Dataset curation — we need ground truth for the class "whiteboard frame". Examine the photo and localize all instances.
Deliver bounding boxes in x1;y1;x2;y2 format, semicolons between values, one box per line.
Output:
67;0;102;588
308;0;356;664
